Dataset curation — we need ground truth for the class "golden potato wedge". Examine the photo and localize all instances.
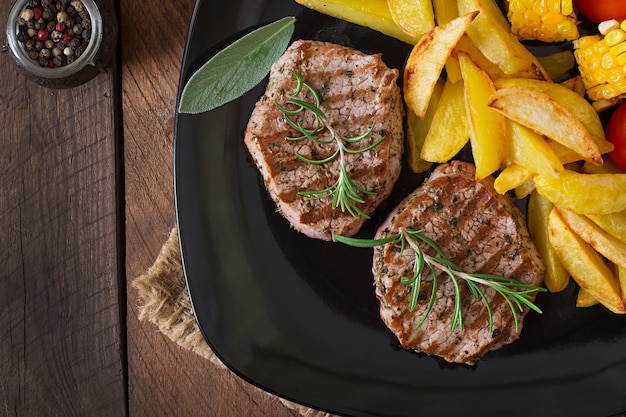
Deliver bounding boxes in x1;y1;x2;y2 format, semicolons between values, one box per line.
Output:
421;79;469;163
534;170;626;215
458;51;505;179
493;163;533;194
576;287;599;307
387;0;435;37
295;0;419;44
493;78;607;147
514;179;535;199
488;87;602;165
405;79;443;173
432;0;458;24
528;191;570;292
548;209;626;314
454;34;504;80
587;212;626;244
548;140;614;165
560;75;586;97
506;120;563;178
557;207;626;269
456;0;549;80
582;157;625;174
404;11;479;119
619;265;626;300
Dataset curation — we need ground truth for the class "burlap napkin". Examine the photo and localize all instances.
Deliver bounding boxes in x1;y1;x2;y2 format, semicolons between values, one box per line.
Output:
132;227;336;417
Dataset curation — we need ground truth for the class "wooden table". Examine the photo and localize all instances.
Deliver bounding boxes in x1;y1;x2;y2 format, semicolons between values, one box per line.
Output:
1;0;300;415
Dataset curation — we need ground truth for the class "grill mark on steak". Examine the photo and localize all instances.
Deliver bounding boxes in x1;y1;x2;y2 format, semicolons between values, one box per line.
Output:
244;40;404;241
373;161;545;364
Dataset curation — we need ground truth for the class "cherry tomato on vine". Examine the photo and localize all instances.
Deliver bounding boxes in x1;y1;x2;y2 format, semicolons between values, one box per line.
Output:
574;0;626;24
605;102;626;170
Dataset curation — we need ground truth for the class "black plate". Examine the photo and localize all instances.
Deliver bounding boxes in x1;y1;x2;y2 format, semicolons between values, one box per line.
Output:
174;1;626;416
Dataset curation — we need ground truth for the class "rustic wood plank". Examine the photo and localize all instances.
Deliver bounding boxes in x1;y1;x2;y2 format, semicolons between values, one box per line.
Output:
120;0;300;415
0;0;125;412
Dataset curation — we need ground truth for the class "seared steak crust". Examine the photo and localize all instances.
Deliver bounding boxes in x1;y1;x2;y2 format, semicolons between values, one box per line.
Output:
244;40;404;241
373;161;545;364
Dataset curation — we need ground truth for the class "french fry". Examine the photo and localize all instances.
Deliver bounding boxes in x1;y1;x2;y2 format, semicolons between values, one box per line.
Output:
404;11;479;119
456;0;549;80
576;287;599;307
514;179;535;199
506;120;563;178
560;75;586;97
387;0;435;37
432;0;458;25
488;86;602;165
534;170;626;215
548;209;626;314
556;207;626;269
619;265;626;300
587;212;626;244
458;51;505;179
493;78;608;147
453;34;504;80
493;163;533;194
405;79;443;173
582;157;625;174
548;139;613;165
294;0;419;44
528;191;570;292
421;79;469;162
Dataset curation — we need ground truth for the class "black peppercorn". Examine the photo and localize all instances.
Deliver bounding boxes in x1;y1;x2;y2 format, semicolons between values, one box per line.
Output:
17;30;29;42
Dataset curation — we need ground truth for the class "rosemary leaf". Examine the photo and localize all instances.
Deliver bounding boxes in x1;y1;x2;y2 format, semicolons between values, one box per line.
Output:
179;16;295;114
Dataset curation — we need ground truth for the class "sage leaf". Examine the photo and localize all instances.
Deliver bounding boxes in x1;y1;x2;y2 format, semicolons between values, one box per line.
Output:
178;16;296;114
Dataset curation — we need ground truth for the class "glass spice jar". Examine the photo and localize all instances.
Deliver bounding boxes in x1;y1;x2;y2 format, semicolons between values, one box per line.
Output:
3;0;117;88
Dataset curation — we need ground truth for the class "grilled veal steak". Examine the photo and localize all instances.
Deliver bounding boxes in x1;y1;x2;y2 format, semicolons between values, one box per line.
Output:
244;40;404;241
373;161;545;364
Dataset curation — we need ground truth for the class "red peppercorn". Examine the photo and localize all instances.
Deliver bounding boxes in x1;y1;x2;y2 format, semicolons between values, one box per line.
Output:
61;33;72;44
55;22;66;32
47;60;55;68
33;7;43;20
37;29;49;41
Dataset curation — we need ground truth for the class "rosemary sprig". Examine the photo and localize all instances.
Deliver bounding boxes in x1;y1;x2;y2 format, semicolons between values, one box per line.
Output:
274;70;385;219
334;228;546;333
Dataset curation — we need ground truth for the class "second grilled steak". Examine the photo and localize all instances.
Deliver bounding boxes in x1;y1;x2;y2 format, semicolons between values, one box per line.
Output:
373;161;545;364
244;40;404;241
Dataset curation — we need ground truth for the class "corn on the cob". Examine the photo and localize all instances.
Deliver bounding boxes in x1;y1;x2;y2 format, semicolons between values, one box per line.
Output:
574;19;626;104
507;0;579;43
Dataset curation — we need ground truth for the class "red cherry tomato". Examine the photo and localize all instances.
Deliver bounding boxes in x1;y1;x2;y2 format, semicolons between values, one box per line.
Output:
605;102;626;170
574;0;626;23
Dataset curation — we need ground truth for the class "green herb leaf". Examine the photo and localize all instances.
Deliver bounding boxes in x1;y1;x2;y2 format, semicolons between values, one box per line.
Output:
178;16;296;114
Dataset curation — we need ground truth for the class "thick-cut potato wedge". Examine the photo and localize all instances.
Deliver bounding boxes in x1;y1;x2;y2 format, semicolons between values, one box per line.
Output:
454;34;504;80
576;287;599;307
557;207;626;269
536;50;576;81
432;0;458;24
493;163;533;194
534;170;626;215
619;265;626;300
514;179;535;199
421;79;469;162
587;212;626;244
457;0;549;80
548;140;614;165
493;78;607;146
404;11;478;119
506;120;563;178
488;87;602;165
528;191;570;292
560;75;586;97
405;79;443;173
295;0;419;44
458;51;505;179
582;158;625;174
548;209;626;314
387;0;435;37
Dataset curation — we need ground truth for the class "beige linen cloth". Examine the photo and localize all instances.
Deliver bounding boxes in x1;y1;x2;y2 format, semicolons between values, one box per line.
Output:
132;227;336;417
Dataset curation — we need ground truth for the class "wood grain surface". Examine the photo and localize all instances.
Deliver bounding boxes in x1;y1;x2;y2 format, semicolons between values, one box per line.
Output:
120;0;300;416
1;0;301;414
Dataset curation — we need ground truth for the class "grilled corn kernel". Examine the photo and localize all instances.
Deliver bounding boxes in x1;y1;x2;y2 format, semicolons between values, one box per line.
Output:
574;20;626;102
508;0;579;42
